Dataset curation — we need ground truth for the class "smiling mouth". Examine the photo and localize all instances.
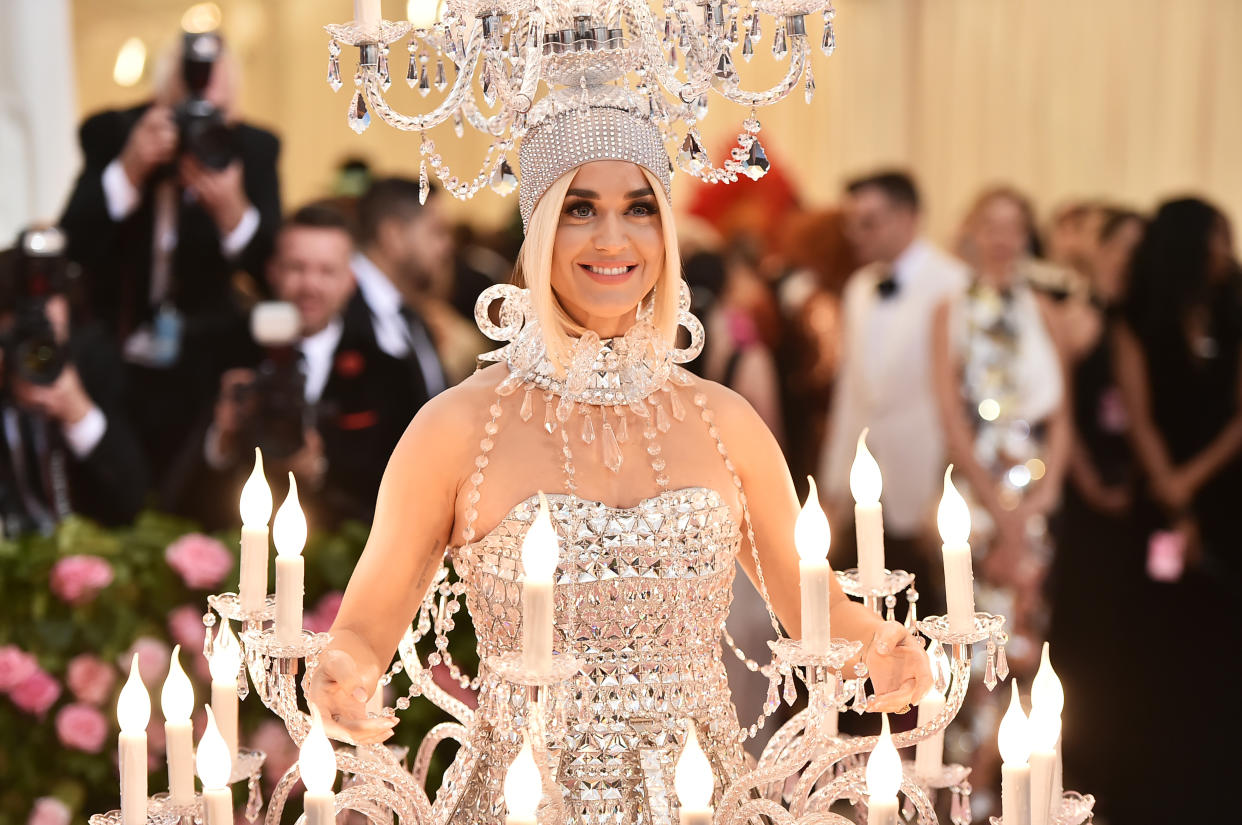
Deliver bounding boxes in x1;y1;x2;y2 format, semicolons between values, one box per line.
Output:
579;263;638;281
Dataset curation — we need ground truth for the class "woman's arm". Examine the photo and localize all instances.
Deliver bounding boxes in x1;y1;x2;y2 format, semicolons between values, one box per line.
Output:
712;383;932;711
309;388;474;742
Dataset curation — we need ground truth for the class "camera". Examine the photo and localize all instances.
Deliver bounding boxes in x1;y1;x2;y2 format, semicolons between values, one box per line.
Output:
172;31;238;169
231;303;308;460
2;228;72;386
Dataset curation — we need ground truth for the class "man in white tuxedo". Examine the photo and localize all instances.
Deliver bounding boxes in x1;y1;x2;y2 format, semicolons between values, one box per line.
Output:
821;172;967;609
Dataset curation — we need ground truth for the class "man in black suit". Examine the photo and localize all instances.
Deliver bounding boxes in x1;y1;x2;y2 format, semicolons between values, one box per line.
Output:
164;205;420;529
0;229;147;535
59;30;281;483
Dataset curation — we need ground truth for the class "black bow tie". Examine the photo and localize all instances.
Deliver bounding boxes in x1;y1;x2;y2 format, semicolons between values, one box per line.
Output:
876;272;899;299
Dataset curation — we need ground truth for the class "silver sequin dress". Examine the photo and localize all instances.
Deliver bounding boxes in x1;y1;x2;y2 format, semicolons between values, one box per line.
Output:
440;488;748;825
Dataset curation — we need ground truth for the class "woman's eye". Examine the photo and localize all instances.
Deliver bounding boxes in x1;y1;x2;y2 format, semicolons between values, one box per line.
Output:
629;202;657;217
566;203;594;218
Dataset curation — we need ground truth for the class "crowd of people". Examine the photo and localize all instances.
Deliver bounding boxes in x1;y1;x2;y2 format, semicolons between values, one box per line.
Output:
2;27;1239;825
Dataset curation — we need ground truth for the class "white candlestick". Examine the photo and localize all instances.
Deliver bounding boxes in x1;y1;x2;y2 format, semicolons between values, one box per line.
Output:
119;732;148;825
240;525;269;613
211;680;239;757
520;494;559;675
1029;748;1056;825
203;787;232;825
937;467;975;634
1002;764;1032;825
276;555;305;644
795;477;833;652
913;687;946;781
165;721;194;804
865;715;902;825
274;474;308;646
680;809;713;825
117;654;149;825
239;449;273;614
355;0;381;27
306;792;335;825
1050;734;1063;818
855;501;885;590
867;798;899;825
199;707;234;825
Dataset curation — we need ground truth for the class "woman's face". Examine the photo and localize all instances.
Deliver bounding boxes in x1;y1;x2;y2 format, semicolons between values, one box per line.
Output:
549;160;665;337
970;196;1029;274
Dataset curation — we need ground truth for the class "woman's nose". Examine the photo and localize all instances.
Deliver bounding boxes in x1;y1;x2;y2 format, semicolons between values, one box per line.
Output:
593;211;627;251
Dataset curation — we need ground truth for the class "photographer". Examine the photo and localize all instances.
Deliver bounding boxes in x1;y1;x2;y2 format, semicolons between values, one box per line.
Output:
0;228;147;536
163;205;419;529
59;29;281;483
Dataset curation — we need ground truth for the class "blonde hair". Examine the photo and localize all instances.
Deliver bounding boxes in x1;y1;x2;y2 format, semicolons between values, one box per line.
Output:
516;166;682;368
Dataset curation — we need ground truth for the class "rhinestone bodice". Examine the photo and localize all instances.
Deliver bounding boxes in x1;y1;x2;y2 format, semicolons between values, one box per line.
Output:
441;487;747;825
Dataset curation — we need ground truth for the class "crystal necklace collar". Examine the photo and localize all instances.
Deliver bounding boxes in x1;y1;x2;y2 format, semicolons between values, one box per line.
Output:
474;282;705;406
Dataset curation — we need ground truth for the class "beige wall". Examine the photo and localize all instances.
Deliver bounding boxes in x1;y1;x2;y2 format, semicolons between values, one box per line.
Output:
72;0;1242;242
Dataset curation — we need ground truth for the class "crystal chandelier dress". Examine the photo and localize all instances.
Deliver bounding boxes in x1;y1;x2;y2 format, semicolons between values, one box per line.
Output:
419;284;773;824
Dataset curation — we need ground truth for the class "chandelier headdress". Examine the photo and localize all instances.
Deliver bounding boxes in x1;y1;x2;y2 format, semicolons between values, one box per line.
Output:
324;0;841;212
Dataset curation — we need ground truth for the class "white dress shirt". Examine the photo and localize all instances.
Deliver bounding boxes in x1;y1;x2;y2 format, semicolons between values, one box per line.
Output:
821;238;969;537
299;318;344;405
351;253;447;396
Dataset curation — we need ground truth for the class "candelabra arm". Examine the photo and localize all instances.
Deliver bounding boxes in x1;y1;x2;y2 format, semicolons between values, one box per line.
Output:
264;762;302;825
411;722;468;788
717;38;809;106
397;626;477;726
626;0;712;105
360;20;483;132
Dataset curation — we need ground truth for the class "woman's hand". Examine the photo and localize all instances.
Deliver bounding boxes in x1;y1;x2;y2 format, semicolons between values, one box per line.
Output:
307;648;397;744
864;621;933;713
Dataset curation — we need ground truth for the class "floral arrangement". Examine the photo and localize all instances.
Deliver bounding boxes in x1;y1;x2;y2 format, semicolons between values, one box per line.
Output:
0;512;472;824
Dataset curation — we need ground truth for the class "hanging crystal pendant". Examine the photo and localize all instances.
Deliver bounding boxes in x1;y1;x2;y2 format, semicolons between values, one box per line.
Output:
772;23;788;59
327;56;342;92
678;133;708;175
519;388;534;422
655;403;672;433
742;139;769;180
406;51;419;88
482;70;497;106
996;642;1010;680
490;157;518;196
668;389;686;421
741;33;754;62
749;11;762;41
453;111;465;137
614;410;628;442
715;51;736;80
804;65;816;103
415;64;429;96
434;59;448;92
602;422;623;473
667;44;678;68
347;90;371;134
378;47;391;91
822;15;837;56
727;18;738;46
693;95;709;121
580;411;596;445
543;396;557;434
418;158;429;204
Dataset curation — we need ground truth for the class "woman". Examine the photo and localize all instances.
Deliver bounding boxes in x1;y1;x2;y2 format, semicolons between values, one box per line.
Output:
1112;198;1242;822
308;100;931;825
1046;208;1144;816
932;187;1069;662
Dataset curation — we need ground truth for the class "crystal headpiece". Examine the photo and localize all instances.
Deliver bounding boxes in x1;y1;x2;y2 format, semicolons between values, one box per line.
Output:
324;1;839;211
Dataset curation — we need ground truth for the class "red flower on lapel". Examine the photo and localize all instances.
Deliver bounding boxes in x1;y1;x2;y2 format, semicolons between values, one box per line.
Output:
334;349;365;378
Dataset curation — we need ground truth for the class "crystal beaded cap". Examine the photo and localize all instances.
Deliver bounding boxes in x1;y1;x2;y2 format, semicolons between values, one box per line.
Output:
324;1;840;220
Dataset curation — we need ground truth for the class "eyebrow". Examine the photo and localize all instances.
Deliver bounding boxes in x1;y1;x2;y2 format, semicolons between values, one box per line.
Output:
566;187;656;200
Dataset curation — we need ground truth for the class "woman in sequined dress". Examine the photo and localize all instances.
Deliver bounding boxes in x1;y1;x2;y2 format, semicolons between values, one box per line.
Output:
307;129;932;822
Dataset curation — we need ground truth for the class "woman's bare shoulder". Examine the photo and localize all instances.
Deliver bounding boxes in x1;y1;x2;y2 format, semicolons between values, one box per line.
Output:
401;363;509;445
681;372;769;436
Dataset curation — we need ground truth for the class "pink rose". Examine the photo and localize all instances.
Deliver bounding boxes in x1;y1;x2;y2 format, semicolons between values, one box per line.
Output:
55;703;109;753
65;654;116;706
10;669;62;716
165;534;234;590
119;637;171;687
0;645;38;692
27;798;71;825
250;720;299;783
168;605;208;652
49;555;114;605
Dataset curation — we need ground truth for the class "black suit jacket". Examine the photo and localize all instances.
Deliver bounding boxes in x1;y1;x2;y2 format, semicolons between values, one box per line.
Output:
59;102;281;336
163;293;422;529
0;324;148;530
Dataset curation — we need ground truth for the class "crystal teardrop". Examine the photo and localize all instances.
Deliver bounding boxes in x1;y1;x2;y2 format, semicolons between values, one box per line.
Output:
580;411;596;444
602;422;623;473
418;65;431;96
378;51;391;91
983;649;998;690
453;111;465;137
667;44;678;69
418;159;429;204
822;19;837;56
742;139;770;181
741;33;754;62
544;397;557;434
805;67;816;103
749;12;762;41
629;401;650;419
614;410;629;442
327;56;343;91
996;643;1010;680
772;25;788;60
490;158;518;196
556;395;574;423
347;90;371;134
406;53;419;87
434;59;448;92
668;389;686;421
655;403;672;433
519;388;534;422
852;675;868;714
764;676;780;714
482;71;497;106
714;51;735;80
678;133;708;174
693;95;709;121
